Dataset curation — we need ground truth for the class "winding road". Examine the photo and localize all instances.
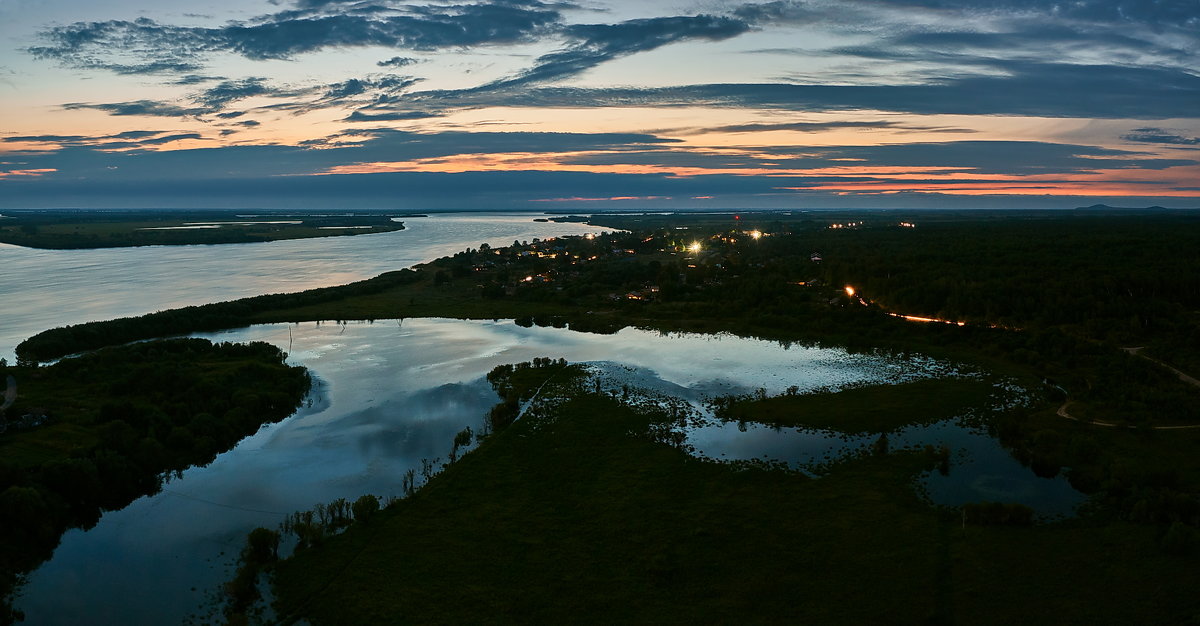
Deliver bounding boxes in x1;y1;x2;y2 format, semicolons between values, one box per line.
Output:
1055;348;1200;430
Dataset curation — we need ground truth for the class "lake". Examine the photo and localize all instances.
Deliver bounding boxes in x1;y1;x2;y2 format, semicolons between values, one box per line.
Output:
15;319;1084;624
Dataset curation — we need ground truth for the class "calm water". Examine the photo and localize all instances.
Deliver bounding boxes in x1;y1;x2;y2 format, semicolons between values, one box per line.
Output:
15;319;1084;624
0;213;604;361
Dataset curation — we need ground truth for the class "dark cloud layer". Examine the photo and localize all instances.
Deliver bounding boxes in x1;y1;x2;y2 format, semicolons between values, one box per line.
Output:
61;100;207;118
5;131;1190;189
3;167;1192;210
3;130;204;151
481;15;750;89
410;62;1200;119
344;110;441;122
1123;128;1200;146
736;0;1200;29
559;140;1195;175
29;2;563;73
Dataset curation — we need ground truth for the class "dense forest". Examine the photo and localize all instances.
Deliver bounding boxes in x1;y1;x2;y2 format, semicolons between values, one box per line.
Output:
0;339;310;623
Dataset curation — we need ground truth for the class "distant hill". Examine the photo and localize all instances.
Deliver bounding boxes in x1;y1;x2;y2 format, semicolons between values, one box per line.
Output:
1074;204;1197;211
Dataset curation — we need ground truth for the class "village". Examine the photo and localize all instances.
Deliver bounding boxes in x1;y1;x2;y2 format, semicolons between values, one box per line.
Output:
431;218;923;314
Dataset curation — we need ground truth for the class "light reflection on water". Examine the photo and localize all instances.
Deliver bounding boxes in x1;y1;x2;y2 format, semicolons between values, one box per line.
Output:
586;361;1085;517
0;212;604;361
15;319;1084;624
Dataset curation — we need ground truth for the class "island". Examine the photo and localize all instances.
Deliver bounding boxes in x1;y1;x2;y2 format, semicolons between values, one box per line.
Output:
0;209;416;249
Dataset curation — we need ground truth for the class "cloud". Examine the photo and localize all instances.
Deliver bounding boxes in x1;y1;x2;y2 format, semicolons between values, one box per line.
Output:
2;130;203;150
57;72;424;120
344;110;442;122
323;75;421;101
735;0;1200;30
558;140;1196;176
28;3;564;74
0;129;682;183
61;100;207;117
377;56;418;68
411;61;1200;119
700;120;975;134
872;0;1200;28
1122;128;1200;146
4;167;1195;210
172;74;228;85
193;77;277;109
479;14;751;89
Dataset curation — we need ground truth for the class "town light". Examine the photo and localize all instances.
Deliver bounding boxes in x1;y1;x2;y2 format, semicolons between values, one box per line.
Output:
845;286;855;297
750;230;762;240
688;241;702;253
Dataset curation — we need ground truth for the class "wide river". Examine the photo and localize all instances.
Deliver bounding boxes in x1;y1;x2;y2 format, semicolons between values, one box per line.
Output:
0;213;604;362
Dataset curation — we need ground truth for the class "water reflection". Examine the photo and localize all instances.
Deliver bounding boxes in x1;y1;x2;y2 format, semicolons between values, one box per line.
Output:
15;319;1084;624
586;358;1085;517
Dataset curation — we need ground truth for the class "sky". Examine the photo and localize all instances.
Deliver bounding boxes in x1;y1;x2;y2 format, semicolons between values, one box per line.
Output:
0;0;1197;210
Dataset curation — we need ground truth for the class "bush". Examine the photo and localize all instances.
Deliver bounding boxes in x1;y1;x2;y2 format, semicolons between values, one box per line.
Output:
352;494;380;523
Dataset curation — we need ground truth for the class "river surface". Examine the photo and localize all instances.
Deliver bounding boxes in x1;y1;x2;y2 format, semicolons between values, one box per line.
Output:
15;319;1085;624
0;212;604;361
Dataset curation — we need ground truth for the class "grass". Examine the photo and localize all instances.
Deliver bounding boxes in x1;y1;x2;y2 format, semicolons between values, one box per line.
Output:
271;381;1200;624
717;377;997;434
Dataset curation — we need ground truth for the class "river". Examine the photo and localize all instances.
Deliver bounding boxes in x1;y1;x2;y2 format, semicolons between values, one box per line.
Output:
0;213;604;362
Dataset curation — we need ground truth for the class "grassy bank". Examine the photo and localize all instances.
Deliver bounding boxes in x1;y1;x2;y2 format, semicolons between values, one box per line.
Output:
712;377;997;434
270;374;1200;624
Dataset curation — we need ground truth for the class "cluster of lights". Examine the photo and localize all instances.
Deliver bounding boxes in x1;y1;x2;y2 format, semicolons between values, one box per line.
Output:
829;222;863;229
688;241;702;253
899;222;916;228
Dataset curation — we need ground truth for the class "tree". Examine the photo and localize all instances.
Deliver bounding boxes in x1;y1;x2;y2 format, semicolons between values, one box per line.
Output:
352;494;380;523
245;527;280;564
